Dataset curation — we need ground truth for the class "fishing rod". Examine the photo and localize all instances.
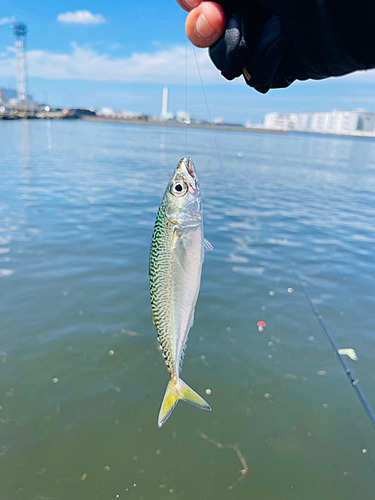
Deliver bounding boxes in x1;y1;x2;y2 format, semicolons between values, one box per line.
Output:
190;44;375;431
283;250;375;431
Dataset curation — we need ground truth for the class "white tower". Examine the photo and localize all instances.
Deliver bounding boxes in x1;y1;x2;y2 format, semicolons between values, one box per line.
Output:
161;87;168;117
13;23;28;101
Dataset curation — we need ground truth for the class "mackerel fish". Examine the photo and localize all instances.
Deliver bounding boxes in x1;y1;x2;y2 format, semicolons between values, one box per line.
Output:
149;158;212;427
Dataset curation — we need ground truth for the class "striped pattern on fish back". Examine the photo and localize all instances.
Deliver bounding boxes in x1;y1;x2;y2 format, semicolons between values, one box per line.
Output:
149;200;176;374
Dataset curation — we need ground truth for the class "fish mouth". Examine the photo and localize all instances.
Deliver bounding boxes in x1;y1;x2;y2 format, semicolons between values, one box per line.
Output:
179;157;197;192
186;158;197;180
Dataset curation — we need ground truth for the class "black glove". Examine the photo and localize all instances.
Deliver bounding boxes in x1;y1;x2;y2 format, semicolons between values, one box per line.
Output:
209;0;373;94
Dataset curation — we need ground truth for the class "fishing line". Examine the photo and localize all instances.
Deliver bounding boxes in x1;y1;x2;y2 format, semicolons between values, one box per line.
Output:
191;41;375;435
192;47;226;178
280;244;375;431
184;39;188;158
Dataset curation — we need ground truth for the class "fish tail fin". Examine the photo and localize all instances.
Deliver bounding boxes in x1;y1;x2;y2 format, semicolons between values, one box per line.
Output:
157;378;211;428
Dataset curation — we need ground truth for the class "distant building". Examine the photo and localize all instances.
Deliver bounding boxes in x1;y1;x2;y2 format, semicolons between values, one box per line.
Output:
96;108;147;121
264;112;292;131
176;110;191;123
162;87;168;116
99;107;117;117
160;87;174;120
0;88;40;116
263;110;375;135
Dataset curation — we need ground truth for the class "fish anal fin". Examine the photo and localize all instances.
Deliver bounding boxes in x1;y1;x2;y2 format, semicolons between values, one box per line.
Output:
190;310;194;329
158;378;211;428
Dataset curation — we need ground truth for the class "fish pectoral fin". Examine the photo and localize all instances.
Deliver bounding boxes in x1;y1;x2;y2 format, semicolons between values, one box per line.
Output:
157;378;211;428
204;238;214;251
171;226;181;250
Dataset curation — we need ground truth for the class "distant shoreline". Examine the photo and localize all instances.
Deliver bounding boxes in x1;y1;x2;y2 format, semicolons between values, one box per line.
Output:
4;115;375;138
80;115;286;134
80;117;375;138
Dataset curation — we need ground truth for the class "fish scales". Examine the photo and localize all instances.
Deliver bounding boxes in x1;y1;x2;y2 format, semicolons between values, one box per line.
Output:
149;198;179;374
149;158;212;427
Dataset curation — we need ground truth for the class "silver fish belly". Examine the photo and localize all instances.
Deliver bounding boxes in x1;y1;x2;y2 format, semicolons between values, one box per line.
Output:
149;158;211;427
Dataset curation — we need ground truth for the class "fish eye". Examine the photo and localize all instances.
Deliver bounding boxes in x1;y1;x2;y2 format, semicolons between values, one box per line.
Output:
170;180;187;197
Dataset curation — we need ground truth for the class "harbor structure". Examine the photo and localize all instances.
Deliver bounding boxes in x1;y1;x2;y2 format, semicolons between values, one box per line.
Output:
0;22;39;117
13;22;28;101
263;110;375;136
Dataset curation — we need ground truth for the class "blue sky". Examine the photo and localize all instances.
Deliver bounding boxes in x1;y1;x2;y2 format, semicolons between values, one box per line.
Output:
1;0;375;123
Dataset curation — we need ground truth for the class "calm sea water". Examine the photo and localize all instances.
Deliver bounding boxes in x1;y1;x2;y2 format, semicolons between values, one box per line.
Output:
1;120;375;499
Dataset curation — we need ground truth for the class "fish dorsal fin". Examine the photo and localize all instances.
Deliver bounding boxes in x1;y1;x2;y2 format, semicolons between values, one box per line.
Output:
204;238;213;251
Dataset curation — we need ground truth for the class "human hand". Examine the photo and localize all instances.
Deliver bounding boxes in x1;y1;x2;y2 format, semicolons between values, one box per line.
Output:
175;0;226;48
176;0;370;94
175;0;269;86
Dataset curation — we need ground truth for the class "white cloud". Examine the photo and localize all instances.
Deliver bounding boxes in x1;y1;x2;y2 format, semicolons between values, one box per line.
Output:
2;40;374;87
57;10;106;25
0;43;225;85
0;16;15;26
109;43;122;51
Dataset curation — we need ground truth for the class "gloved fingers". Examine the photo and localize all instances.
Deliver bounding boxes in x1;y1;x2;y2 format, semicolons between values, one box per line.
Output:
209;13;251;80
243;15;292;93
209;10;267;80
